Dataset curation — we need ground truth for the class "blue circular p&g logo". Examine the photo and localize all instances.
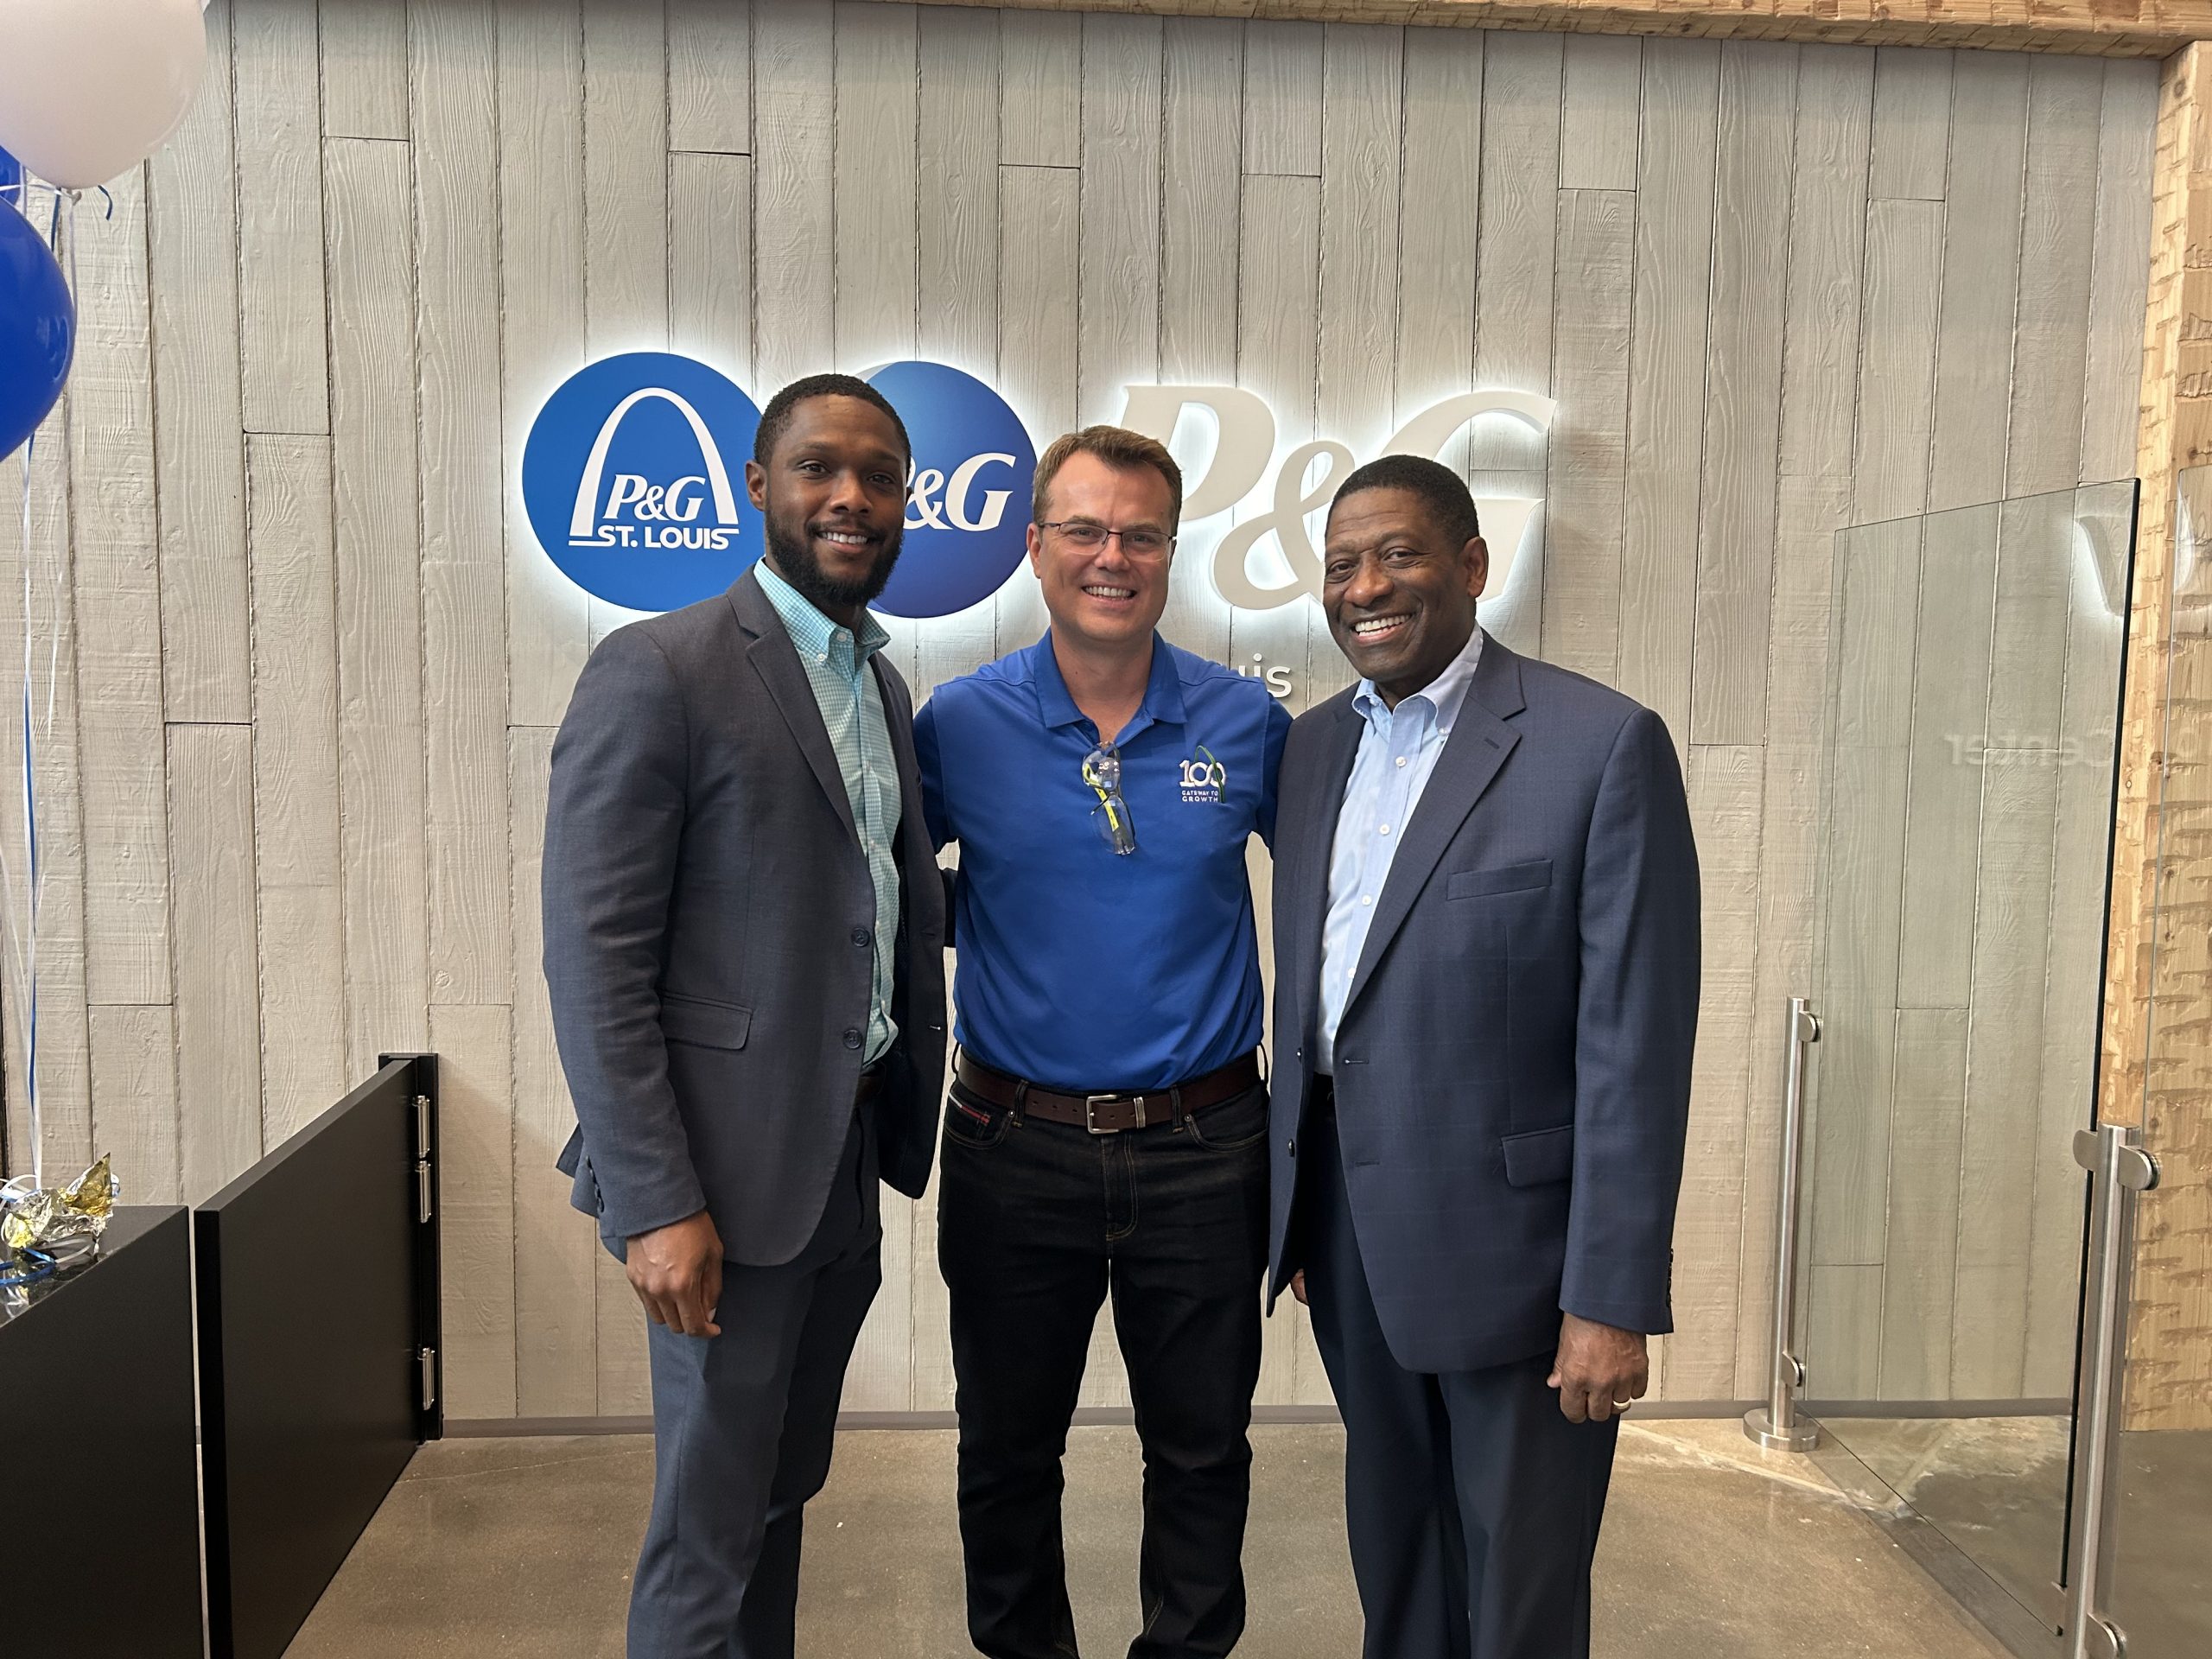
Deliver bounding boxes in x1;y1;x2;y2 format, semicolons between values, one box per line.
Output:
868;361;1034;620
521;353;764;613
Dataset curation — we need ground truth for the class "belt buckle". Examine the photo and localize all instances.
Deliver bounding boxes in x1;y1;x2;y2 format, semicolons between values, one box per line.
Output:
1086;1093;1145;1135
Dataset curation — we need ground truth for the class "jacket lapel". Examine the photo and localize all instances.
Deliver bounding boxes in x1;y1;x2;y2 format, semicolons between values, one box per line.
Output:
1342;639;1527;1018
1287;693;1363;1048
731;573;859;841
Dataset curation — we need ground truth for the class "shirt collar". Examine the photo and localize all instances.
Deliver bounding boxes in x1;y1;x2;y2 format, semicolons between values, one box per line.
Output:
1351;622;1486;734
753;558;890;668
1028;631;1187;738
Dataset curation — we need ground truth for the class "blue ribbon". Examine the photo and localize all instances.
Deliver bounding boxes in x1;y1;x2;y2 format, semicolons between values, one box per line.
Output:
0;1246;56;1290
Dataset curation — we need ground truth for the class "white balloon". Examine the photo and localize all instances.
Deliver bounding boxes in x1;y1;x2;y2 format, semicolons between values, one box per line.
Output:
0;0;207;189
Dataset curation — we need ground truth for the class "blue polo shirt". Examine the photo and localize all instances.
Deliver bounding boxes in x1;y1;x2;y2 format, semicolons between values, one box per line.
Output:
914;633;1291;1092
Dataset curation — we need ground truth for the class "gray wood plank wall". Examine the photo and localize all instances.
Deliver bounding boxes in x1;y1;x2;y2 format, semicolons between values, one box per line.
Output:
0;0;2152;1416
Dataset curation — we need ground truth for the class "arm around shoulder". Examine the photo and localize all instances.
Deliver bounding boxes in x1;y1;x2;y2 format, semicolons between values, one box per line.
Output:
912;695;961;945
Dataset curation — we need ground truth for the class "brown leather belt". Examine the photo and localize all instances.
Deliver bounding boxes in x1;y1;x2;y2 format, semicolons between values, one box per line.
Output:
954;1051;1262;1135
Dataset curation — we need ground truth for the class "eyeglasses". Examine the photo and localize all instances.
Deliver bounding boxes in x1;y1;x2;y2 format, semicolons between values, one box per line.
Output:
1040;520;1174;559
1081;743;1138;856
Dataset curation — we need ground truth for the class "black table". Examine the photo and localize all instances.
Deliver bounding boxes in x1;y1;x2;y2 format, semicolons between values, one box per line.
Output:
1;1205;203;1656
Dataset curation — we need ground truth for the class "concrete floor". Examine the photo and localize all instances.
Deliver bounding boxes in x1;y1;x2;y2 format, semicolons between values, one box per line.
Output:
1829;1416;2071;1629
284;1421;2011;1658
1833;1415;2210;1658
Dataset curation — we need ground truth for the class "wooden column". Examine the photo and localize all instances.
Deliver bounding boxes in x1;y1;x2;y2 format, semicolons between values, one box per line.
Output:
2113;41;2212;1431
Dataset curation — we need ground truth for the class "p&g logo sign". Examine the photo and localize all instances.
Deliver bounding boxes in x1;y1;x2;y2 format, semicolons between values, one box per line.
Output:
522;354;1034;620
522;353;1553;620
522;353;765;614
1117;385;1555;610
873;360;1034;620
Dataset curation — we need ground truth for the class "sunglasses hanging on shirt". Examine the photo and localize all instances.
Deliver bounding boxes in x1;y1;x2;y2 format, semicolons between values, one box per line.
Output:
1081;743;1138;856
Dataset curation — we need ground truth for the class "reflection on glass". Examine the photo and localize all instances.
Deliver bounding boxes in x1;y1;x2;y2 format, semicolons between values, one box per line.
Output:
1801;481;2135;1629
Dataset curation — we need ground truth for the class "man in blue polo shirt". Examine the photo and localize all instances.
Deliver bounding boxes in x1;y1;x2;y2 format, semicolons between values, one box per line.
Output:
915;425;1291;1659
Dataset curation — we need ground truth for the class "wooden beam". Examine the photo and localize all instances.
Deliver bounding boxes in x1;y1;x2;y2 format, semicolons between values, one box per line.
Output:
2115;42;2212;1431
936;0;2212;60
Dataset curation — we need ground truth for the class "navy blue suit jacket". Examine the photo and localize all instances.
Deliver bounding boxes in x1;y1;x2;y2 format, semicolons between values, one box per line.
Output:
1268;638;1700;1375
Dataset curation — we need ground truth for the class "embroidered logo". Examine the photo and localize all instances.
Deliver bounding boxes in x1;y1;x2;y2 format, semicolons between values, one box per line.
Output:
1179;746;1228;805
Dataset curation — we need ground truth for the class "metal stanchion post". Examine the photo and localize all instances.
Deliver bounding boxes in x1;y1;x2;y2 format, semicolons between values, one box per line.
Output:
2063;1122;2158;1659
1745;997;1822;1453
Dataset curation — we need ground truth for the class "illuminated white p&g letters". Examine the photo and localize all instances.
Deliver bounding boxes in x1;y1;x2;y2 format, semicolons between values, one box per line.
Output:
1118;385;1558;609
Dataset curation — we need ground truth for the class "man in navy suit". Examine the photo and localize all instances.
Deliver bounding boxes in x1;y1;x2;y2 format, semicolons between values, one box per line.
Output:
1268;455;1700;1658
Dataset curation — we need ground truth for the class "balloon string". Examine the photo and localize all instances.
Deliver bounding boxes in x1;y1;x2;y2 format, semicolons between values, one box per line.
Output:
5;194;73;1188
49;195;72;745
16;429;38;1191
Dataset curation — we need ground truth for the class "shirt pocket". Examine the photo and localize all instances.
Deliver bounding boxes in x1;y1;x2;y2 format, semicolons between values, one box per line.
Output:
1446;858;1553;901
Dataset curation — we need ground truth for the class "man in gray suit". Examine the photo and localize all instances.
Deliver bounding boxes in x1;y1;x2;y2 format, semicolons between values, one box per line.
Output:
544;374;948;1659
1268;455;1700;1658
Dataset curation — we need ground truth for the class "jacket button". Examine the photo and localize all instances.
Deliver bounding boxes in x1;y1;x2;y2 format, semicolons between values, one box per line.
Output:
851;927;870;947
1286;1140;1296;1157
1294;1046;1304;1061
842;1028;862;1050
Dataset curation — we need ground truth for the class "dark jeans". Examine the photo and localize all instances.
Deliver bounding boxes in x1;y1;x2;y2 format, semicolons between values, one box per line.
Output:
938;1078;1271;1659
1303;1102;1617;1659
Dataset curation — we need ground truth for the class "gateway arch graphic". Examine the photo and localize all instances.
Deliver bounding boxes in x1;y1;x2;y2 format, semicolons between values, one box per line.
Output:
567;386;743;542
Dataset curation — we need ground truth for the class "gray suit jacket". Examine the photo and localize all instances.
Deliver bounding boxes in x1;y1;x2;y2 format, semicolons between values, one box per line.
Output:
1267;638;1700;1373
543;572;949;1266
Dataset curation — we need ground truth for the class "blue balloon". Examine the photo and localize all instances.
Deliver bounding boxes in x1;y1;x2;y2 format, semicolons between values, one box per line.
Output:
0;146;21;201
0;196;73;464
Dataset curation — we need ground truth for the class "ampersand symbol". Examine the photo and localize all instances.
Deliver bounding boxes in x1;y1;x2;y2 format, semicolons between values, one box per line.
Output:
1210;440;1353;610
906;467;950;530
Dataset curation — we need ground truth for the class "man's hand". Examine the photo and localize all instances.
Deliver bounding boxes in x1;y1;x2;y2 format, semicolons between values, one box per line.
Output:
626;1211;724;1338
1290;1270;1308;1306
1547;1313;1647;1424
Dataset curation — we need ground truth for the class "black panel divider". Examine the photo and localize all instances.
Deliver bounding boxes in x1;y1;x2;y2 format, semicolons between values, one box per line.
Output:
392;1050;446;1446
196;1052;442;1659
0;1206;203;1656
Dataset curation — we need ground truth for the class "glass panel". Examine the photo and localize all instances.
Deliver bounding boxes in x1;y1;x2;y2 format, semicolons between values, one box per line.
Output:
1801;480;2136;1630
2101;465;2212;1656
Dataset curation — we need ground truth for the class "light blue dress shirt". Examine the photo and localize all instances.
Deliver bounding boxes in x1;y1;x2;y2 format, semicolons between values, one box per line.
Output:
1315;623;1487;1073
753;560;900;1065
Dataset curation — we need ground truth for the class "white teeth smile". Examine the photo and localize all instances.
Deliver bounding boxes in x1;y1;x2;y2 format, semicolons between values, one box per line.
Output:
1084;585;1135;600
1352;614;1409;637
818;530;869;547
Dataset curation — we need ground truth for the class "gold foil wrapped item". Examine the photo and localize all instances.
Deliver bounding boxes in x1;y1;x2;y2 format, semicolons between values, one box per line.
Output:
0;1154;119;1262
60;1154;115;1224
1;1189;54;1253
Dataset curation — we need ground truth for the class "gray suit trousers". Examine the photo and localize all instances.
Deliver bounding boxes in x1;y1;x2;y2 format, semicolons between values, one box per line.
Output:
629;1105;882;1659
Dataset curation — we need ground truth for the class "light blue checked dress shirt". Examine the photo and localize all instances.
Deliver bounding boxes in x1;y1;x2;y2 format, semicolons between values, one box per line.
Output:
754;560;901;1065
1315;623;1486;1074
